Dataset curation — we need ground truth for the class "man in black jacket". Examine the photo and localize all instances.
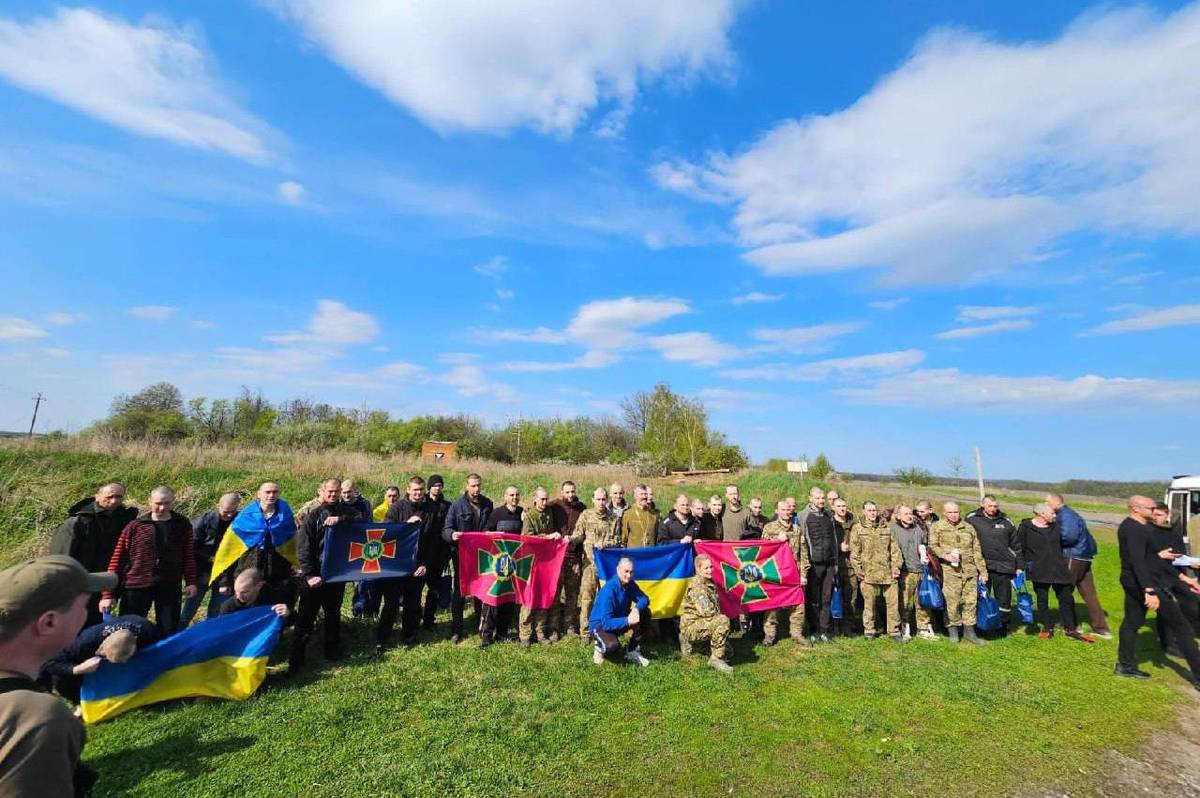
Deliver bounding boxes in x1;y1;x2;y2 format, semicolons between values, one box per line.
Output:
967;496;1023;636
796;487;839;642
1115;495;1200;686
378;477;433;651
289;478;365;672
442;474;493;643
657;494;699;544
49;483;138;627
479;486;524;647
181;492;241;626
421;474;452;630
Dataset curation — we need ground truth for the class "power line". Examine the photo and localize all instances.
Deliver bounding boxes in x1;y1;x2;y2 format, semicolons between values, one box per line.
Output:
29;393;45;438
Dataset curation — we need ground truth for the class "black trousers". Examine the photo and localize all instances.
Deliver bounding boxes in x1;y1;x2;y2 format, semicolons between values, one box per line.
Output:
375;576;424;645
1156;587;1200;648
121;584;181;635
988;570;1014;628
1119;587;1200;678
293;581;347;654
1033;582;1077;630
591;607;652;658
420;558;446;626
449;550;467;635
480;603;515;642
806;563;837;635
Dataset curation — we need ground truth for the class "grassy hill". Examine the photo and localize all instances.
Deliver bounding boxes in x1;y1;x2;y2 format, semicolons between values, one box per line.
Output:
0;440;1191;797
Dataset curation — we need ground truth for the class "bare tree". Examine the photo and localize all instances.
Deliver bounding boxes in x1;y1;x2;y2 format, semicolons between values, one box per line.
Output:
947;455;965;481
619;389;654;436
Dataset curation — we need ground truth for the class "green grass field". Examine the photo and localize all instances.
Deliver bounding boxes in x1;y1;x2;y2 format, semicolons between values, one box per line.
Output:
0;441;1190;797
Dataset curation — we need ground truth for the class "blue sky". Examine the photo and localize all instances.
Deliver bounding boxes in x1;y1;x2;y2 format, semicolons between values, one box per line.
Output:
1;1;1198;481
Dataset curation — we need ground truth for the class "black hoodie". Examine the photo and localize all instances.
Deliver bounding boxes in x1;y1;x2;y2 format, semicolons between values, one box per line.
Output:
966;509;1022;575
49;497;139;573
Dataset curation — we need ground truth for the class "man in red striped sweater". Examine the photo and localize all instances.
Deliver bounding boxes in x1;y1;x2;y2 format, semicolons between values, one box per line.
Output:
98;485;197;635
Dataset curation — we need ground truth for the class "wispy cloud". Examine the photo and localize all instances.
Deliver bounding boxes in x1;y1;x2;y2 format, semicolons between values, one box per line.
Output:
731;291;784;305
473;255;508;278
1087;303;1200;335
278;181;305;204
0;8;278;162
496;350;618;373
266;300;379;345
868;298;909;311
955;305;1039;323
0;317;48;340
46;312;87;325
129;305;178;321
647;332;737;364
722;349;924;381
935;319;1034;340
752;322;862;354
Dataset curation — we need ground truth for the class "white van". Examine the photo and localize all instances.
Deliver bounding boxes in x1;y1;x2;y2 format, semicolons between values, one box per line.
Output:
1166;475;1200;552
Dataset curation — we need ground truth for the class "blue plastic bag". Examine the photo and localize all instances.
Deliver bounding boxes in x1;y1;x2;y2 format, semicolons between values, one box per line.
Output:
1015;584;1035;624
1012;571;1026;591
976;579;1002;632
830;581;844;620
917;564;945;610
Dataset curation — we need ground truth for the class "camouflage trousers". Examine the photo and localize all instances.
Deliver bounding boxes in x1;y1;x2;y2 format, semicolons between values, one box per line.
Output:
899;570;933;631
681;614;731;660
579;562;599;639
942;567;977;626
518;605;551;642
861;581;900;635
554;555;582;636
759;604;806;641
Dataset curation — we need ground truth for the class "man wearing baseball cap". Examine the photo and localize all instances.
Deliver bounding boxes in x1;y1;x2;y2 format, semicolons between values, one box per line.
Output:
0;555;116;797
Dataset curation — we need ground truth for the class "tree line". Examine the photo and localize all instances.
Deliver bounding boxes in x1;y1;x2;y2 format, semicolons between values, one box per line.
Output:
86;382;749;473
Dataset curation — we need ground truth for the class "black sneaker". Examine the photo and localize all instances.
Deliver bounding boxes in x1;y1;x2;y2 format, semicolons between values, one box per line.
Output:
479;638;493;649
402;635;418;647
374;644;385;657
1114;663;1150;679
450;633;462;644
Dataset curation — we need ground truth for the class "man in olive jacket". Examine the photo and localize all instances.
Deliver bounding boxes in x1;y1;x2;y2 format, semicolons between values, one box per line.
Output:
851;502;903;641
929;502;988;644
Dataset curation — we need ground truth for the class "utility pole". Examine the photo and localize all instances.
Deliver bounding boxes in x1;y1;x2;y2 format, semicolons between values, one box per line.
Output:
28;393;45;438
973;446;985;501
508;412;523;464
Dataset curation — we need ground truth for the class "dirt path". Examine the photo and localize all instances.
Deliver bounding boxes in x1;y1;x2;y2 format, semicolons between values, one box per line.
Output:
1033;685;1200;797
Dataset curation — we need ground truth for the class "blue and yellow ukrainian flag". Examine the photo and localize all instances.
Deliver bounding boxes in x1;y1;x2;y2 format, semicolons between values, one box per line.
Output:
594;544;694;618
80;606;284;724
209;499;298;586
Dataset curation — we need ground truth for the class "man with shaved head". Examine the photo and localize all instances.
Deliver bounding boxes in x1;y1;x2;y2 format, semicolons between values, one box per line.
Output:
1115;495;1200;686
50;482;139;627
181;491;242;626
929;501;987;644
795;487;839;642
577;486;621;641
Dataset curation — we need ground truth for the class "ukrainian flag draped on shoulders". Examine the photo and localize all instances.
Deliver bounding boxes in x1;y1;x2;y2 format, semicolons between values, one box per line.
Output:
80;606;283;724
210;499;298;586
594;544;693;618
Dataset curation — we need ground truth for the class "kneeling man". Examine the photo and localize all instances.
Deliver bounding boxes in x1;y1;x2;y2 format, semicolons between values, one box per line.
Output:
588;556;651;666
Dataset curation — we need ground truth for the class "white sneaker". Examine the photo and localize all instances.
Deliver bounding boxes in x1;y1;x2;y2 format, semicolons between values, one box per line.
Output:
624;649;650;667
917;628;938;640
592;648;604;665
1092;631;1113;640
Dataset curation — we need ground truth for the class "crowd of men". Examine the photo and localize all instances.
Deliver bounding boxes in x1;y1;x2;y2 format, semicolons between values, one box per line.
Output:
3;475;1199;795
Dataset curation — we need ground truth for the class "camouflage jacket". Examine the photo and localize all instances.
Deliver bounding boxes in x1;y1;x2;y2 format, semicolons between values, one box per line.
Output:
578;508;620;567
680;575;721;628
850;519;902;584
929;519;987;577
522;506;555;536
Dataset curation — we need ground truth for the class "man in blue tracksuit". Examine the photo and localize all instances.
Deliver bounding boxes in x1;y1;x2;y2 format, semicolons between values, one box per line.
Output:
588;556;651;666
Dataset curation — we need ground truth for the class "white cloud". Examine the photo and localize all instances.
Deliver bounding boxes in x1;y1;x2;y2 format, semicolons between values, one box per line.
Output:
269;1;738;136
659;5;1200;284
268;299;380;344
935;319;1034;340
647;332;737;364
0;317;48;340
731;291;784;305
43;347;70;358
0;8;276;162
278;181;305;204
478;327;569;345
46;312;87;325
868;298;909;311
697;387;774;410
955;305;1039;322
129;305;178;320
837;368;1200;410
440;363;515;402
191;320;216;331
473;256;508;278
1087;303;1200;335
495;288;514;300
377;361;426;379
722;349;924;381
496;350;618;373
566;296;690;349
752;322;862;354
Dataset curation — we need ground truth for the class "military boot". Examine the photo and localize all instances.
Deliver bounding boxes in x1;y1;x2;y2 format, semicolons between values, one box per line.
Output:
963;626;986;646
680;637;693;656
948;625;961;643
708;657;733;673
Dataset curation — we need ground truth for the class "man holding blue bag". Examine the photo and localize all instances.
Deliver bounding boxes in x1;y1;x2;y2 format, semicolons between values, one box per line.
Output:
892;505;936;640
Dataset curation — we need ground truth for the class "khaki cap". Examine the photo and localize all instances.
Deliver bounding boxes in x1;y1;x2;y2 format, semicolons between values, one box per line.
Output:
0;555;117;631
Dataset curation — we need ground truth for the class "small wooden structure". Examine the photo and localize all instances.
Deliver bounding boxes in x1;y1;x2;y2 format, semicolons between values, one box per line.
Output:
421;441;458;464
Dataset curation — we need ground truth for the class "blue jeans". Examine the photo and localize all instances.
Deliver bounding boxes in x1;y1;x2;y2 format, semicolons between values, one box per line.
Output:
180;567;226;626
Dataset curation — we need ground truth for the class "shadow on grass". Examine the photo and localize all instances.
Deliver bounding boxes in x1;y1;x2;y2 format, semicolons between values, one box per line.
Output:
87;732;254;795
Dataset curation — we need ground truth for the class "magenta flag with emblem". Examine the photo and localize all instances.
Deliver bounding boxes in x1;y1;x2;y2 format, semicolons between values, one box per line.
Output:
458;532;567;608
694;539;805;617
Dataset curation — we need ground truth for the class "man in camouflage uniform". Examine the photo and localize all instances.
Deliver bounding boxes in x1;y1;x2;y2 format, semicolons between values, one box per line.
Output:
518;487;559;647
577;486;621;642
851;501;903;641
892;504;935;640
831;496;860;636
928;501;988;644
679;554;732;672
620;485;659;549
761;500;808;646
